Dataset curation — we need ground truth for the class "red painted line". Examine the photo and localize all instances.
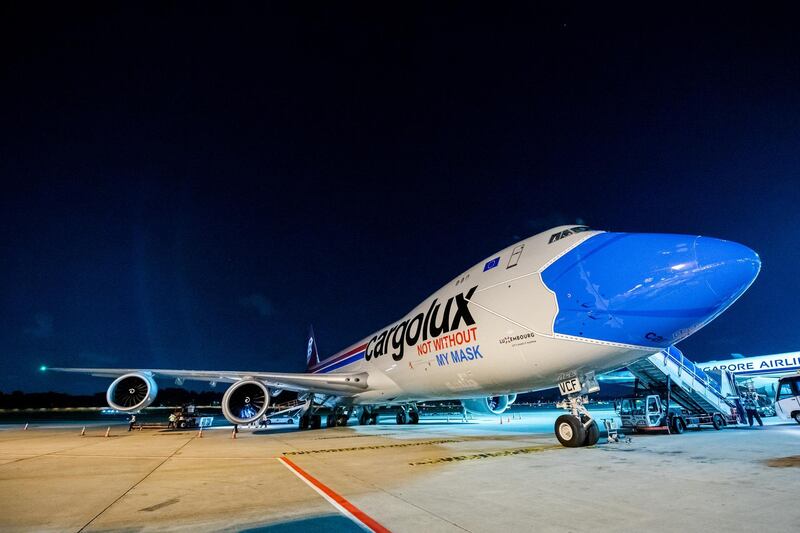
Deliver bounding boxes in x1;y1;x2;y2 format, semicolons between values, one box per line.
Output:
278;456;391;533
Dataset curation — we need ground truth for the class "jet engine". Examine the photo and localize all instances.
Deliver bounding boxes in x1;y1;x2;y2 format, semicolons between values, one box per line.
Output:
106;372;158;411
222;380;270;424
462;395;512;415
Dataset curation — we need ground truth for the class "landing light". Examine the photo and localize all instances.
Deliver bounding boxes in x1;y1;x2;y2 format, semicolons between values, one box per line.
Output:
39;365;47;372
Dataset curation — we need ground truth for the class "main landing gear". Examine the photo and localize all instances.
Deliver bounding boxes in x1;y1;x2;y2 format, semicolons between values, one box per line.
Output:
395;405;420;425
299;413;321;430
326;408;351;427
358;407;378;425
555;394;600;447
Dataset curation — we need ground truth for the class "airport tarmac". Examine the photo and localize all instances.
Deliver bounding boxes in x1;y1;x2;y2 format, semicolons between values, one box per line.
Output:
0;409;798;532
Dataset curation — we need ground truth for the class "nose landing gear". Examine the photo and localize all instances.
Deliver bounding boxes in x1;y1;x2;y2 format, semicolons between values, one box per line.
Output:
555;394;600;447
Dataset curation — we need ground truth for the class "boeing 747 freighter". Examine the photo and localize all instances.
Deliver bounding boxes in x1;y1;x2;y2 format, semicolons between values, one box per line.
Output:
49;226;760;447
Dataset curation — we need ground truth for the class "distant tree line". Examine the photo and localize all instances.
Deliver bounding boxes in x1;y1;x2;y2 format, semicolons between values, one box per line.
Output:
0;388;224;409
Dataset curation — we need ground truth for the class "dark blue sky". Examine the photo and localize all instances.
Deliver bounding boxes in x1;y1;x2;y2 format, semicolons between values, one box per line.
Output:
2;4;799;393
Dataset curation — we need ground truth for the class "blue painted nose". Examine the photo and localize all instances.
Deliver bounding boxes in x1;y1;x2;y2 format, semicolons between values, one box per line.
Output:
540;233;760;348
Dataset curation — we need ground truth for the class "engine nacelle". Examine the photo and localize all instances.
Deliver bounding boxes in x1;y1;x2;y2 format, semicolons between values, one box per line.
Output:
106;372;158;412
507;394;518;405
462;395;511;415
222;380;270;424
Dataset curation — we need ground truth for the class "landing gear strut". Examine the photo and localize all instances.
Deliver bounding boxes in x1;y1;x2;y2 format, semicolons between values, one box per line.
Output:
395;405;419;425
326;408;350;427
358;407;378;425
300;413;321;430
555;394;599;447
396;407;408;425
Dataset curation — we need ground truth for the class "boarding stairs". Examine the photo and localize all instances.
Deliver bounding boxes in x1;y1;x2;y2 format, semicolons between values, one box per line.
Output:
627;346;745;423
265;399;306;418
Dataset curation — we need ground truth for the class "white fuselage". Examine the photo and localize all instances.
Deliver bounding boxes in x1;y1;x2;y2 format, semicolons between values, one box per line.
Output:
307;225;761;405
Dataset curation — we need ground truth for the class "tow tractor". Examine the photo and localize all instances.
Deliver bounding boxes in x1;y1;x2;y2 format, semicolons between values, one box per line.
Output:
173;405;214;429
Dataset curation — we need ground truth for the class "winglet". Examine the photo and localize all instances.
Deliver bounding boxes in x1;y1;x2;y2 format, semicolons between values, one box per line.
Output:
306;326;320;371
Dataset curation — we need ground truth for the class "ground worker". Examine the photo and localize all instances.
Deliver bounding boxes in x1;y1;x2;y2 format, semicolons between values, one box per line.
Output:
743;391;763;427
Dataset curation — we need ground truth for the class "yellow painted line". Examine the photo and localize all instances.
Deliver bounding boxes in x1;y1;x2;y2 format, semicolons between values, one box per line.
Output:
284;438;465;455
409;444;562;466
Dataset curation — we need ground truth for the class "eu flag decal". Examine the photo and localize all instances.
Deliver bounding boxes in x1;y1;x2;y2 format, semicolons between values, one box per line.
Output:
483;257;500;271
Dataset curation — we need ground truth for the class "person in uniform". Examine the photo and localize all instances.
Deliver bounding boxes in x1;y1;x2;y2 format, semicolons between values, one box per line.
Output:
743;391;763;427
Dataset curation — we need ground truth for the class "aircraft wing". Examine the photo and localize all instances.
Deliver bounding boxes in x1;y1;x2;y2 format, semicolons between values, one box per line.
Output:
47;367;369;395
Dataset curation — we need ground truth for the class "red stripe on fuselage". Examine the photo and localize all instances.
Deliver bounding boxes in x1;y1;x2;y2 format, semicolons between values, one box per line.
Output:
309;343;367;371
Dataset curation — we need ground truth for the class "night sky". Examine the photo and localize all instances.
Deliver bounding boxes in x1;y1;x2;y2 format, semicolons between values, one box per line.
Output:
2;4;799;394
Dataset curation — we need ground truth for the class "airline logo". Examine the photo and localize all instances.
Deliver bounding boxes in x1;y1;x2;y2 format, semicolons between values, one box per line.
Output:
366;286;477;362
483;257;500;271
702;353;800;375
307;338;314;363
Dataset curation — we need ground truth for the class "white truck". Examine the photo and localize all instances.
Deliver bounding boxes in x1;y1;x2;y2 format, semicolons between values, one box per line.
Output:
617;394;737;433
774;375;800;424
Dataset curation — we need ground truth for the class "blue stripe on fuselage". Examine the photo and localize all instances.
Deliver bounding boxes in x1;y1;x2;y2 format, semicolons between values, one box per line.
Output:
313;351;365;374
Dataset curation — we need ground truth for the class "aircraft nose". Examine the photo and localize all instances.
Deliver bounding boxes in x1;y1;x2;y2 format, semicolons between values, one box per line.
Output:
540;233;760;348
693;236;761;302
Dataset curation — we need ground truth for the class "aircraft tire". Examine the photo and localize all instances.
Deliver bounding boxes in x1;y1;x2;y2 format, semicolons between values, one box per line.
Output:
712;414;724;430
396;411;408;425
583;420;600;446
368;413;378;425
554;415;585;447
336;414;349;427
326;414;335;427
299;415;309;430
409;411;419;424
310;415;322;429
358;409;370;425
672;416;685;434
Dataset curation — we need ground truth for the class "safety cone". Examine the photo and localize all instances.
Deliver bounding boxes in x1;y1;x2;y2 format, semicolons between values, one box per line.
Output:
23;423;28;431
80;426;86;437
231;427;237;439
105;427;111;438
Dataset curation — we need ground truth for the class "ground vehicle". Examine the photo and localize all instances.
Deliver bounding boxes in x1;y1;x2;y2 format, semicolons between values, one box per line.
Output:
173;405;213;429
774;375;800;423
617;394;734;433
260;414;297;426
